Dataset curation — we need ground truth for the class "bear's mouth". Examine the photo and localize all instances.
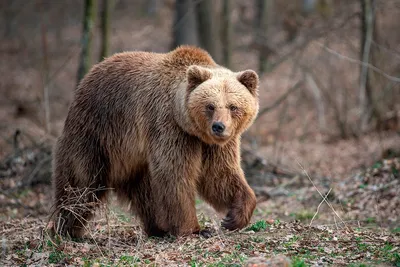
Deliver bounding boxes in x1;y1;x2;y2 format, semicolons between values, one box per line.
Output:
210;131;230;141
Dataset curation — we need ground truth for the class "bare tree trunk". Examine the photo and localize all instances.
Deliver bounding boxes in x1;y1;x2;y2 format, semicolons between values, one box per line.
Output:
316;0;333;18
359;0;375;131
3;0;18;38
172;0;198;48
77;0;96;86
196;0;217;59
302;0;316;15
146;0;159;16
54;5;65;44
41;16;50;133
255;0;270;74
99;0;112;62
221;0;232;68
305;73;327;131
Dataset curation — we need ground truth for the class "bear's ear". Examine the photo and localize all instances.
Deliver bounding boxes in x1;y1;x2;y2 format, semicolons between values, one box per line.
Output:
237;70;259;96
187;65;212;92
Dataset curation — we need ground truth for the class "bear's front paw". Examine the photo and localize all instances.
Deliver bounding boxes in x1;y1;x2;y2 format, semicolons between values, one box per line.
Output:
221;216;237;230
199;228;215;238
221;210;249;231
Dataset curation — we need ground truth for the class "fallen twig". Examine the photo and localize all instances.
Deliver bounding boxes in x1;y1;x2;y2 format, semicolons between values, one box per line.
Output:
297;160;351;232
310;188;332;227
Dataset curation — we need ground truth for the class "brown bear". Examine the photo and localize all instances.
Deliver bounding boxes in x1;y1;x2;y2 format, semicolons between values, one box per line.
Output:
52;46;259;238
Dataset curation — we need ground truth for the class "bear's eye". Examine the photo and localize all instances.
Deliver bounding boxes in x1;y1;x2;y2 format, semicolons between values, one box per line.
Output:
229;105;238;112
206;104;215;111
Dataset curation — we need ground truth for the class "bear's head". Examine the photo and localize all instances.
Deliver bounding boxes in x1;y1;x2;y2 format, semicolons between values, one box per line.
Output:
184;65;259;145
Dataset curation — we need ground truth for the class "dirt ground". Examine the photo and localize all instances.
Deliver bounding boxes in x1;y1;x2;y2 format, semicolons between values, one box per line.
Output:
0;130;399;266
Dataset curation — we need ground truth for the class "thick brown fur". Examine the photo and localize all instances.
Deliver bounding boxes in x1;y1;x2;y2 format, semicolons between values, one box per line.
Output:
52;45;259;238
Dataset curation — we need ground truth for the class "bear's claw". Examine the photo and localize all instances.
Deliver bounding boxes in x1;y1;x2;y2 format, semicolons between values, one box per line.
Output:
199;228;214;238
221;215;238;230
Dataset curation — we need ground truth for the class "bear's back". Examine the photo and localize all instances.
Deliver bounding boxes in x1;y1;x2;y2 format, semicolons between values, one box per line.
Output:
74;46;217;102
63;46;217;145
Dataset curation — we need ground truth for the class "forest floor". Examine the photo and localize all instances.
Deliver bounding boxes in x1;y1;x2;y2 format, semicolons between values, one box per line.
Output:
0;136;399;266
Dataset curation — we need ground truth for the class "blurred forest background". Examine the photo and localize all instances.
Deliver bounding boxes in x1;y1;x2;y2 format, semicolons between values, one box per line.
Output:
0;0;399;153
0;0;399;265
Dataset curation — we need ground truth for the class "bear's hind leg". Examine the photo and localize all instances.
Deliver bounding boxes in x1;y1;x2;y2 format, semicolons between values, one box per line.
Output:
55;184;108;238
53;159;109;238
114;166;167;237
131;177;168;237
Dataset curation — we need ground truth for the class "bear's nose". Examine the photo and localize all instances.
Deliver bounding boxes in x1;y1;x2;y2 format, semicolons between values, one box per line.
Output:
212;122;225;134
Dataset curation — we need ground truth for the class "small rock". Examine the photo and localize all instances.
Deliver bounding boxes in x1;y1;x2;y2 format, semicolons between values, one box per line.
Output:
244;255;291;267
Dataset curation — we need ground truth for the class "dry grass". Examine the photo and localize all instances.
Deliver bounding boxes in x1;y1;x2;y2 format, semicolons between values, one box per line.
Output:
0;154;399;266
1;139;399;265
1;204;399;266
